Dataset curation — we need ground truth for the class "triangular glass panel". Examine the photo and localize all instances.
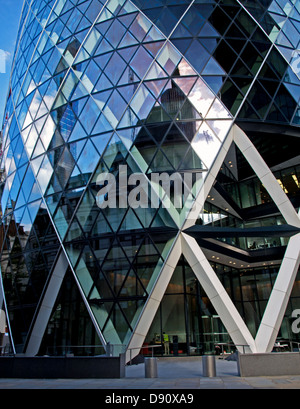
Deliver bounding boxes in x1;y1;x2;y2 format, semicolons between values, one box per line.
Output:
202;57;226;75
93;72;114;92
65;217;84;242
134;206;158;229
70;81;90;101
29;182;42;203
237;100;260;120
145;61;168;81
77;139;100;175
178;145;204;172
105;18;127;48
120;297;146;338
79;98;101;134
46;169;64;195
118;66;140;86
55;146;75;189
160;135;190;171
117;46;138;63
90;277;114;312
92;112;114;136
103;90;128;129
171;21;194;39
119;31;139;48
101;241;131;292
130;46;153;79
32;139;46;159
45;193;62;217
119;207;144;232
69;138;87;162
91;207;113;236
144;41;165;58
156;42;182;76
148;148;175;173
103;303;131;344
191;122;221;169
175;120;202;142
39;115;56;149
52;207;69;241
185;39;210;74
117;128;139;151
92;131;113;156
150;204;179;230
171;38;193;55
68;120;87;142
144;79;169;99
117;11;138;28
145;102;172;125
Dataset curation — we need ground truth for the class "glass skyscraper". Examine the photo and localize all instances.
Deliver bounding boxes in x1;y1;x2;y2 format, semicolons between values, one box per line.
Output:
0;0;300;359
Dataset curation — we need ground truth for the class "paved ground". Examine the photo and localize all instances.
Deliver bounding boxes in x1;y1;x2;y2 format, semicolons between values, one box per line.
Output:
0;356;300;389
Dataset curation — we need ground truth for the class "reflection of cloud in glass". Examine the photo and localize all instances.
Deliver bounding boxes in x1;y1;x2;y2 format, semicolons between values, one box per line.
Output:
192;123;221;168
207;98;232;119
178;59;196;77
24;127;39;158
188;78;215;118
207;120;232;142
36;156;53;194
40;116;56;150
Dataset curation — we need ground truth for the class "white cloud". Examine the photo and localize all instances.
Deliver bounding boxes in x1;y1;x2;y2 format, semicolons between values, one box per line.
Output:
0;49;11;74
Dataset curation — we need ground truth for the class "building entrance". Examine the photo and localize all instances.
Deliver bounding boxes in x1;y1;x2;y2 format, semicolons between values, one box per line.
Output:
144;257;232;356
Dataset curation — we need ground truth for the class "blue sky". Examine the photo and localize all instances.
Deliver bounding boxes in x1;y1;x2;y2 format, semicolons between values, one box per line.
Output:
0;0;24;122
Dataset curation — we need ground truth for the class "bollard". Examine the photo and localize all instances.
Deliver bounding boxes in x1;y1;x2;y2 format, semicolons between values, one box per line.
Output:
202;355;216;377
145;357;158;378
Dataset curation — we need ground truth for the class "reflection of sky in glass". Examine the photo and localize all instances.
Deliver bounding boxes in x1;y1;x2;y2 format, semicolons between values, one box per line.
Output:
36;155;53;194
0;0;23;118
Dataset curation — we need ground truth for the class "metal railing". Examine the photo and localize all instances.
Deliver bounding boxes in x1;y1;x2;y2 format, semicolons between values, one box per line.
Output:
215;343;250;358
0;343;14;356
290;341;300;351
5;339;299;359
273;340;300;352
45;345;108;357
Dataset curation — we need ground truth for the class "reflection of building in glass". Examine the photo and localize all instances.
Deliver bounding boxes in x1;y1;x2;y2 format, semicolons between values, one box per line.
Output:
0;0;300;359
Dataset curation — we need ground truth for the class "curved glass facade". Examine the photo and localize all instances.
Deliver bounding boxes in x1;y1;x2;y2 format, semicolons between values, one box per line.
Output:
0;0;300;358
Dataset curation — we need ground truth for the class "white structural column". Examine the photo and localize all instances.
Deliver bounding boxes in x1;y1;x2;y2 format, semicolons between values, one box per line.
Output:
126;236;182;362
183;124;234;229
233;124;300;351
181;232;257;353
25;251;69;356
233;125;300;228
255;233;300;352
